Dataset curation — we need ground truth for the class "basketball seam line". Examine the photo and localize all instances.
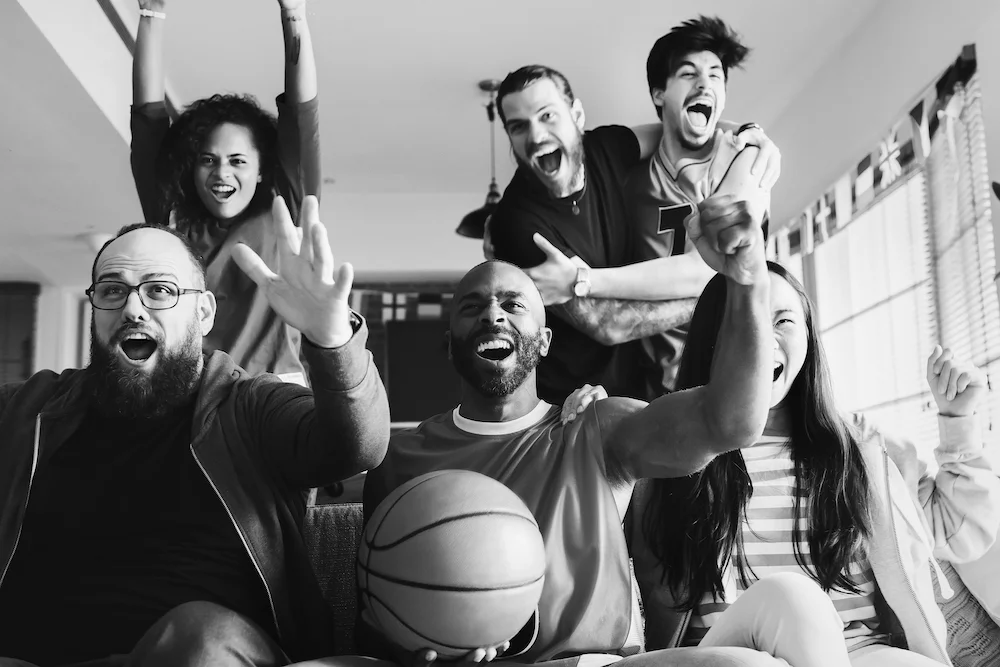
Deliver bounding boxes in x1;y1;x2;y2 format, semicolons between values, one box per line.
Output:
366;472;448;554
366;510;537;550
357;561;545;592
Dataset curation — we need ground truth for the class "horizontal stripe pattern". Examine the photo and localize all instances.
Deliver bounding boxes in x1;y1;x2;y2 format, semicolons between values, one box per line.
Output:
684;437;887;649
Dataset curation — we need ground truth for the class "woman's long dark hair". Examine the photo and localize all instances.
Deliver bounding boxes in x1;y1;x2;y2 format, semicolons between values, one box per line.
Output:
155;94;280;232
642;261;874;610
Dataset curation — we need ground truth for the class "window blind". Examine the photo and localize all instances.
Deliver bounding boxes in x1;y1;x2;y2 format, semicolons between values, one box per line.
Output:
925;73;1000;461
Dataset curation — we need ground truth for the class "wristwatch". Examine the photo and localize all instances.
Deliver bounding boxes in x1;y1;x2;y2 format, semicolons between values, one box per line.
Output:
572;267;592;298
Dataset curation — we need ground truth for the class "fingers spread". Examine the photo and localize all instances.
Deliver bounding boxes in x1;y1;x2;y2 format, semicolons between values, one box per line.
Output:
231;243;278;286
272;196;300;265
312;219;335;283
332;262;355;304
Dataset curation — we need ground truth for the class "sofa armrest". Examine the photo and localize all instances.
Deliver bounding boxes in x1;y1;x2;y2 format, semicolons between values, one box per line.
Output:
304;502;364;655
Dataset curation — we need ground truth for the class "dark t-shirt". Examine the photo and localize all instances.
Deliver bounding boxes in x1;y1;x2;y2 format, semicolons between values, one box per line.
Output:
489;125;641;403
0;402;274;665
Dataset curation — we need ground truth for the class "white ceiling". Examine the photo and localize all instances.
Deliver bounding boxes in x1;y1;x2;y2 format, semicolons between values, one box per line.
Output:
1;0;883;285
0;1;140;284
158;0;880;194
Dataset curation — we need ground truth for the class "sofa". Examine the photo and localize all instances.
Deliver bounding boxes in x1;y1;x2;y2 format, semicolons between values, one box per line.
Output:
303;501;1000;665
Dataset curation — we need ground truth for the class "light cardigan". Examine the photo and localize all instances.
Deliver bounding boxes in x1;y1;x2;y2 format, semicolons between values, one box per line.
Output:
628;412;1000;666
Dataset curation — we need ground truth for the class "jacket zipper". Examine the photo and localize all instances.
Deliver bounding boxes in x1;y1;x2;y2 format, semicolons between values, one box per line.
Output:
882;447;950;664
0;415;43;589
190;445;282;641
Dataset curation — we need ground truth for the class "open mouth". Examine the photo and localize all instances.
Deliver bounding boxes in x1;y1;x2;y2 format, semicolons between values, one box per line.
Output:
119;333;158;362
476;338;514;362
534;148;563;176
210;183;236;200
773;363;784;382
686;102;713;130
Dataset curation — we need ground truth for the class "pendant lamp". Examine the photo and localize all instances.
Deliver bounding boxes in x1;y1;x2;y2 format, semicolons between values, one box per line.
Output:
456;79;502;239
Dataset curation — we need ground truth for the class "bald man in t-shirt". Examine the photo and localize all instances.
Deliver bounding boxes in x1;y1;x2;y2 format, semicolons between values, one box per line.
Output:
357;195;778;667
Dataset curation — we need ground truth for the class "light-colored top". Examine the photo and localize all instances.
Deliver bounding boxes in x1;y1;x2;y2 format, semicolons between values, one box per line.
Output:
684;435;889;651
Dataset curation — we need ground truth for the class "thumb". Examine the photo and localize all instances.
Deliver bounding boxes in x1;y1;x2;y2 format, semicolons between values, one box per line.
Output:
533;233;565;260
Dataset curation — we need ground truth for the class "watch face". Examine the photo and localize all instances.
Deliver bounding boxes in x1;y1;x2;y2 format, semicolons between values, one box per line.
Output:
573;281;589;297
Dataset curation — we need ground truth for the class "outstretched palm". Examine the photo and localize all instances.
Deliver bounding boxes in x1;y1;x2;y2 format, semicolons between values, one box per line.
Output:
232;195;355;349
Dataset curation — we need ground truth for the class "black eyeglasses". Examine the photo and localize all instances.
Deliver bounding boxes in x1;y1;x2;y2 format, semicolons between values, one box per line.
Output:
86;281;204;311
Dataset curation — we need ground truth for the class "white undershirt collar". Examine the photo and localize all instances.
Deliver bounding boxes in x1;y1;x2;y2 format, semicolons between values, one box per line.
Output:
452;400;553;436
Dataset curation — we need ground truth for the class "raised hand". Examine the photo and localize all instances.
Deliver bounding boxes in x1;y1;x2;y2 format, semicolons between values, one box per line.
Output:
561;384;608;424
927;345;987;417
138;0;166;11
686;194;767;286
733;125;782;191
525;233;587;306
232;195;355;349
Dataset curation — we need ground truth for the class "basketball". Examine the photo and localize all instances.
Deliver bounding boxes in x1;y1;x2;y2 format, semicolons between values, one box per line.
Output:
357;469;546;658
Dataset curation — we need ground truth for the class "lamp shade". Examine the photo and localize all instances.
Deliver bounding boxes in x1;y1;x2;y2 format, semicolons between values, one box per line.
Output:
455;181;501;239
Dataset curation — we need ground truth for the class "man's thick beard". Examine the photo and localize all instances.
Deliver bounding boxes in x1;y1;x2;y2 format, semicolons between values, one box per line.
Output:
452;328;546;398
517;132;586;198
86;324;203;420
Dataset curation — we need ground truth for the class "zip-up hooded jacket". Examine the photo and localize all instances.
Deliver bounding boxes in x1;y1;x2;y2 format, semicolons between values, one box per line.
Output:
0;320;389;662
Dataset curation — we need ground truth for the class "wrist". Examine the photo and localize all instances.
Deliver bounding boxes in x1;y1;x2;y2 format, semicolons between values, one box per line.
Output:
305;311;361;349
587;268;608;298
572;266;592;298
727;277;770;308
280;5;306;20
138;8;166;20
938;408;974;418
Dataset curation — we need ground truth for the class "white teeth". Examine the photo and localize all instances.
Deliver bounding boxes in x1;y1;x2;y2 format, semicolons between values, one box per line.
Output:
477;339;512;353
212;184;236;193
123;333;152;341
533;148;558;159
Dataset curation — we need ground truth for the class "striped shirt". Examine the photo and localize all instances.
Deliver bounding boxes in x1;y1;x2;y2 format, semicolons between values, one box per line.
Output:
684;436;890;651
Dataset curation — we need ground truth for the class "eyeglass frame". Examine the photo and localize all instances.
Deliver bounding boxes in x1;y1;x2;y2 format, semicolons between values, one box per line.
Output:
85;280;205;311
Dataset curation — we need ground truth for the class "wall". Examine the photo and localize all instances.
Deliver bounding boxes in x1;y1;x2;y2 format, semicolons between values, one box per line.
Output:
326;191;491;279
769;0;1000;241
34;285;88;374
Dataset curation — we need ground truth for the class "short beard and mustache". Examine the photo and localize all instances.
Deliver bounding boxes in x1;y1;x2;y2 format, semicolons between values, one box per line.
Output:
451;325;546;397
86;321;203;420
675;93;718;152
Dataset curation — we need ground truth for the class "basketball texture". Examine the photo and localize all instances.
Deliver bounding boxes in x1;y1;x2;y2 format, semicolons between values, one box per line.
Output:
357;469;546;658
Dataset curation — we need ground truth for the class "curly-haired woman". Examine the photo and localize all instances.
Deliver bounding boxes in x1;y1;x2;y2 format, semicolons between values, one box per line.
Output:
130;0;320;382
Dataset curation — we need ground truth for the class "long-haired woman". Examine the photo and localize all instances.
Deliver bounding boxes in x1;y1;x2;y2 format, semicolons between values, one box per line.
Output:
130;0;320;381
619;262;999;666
